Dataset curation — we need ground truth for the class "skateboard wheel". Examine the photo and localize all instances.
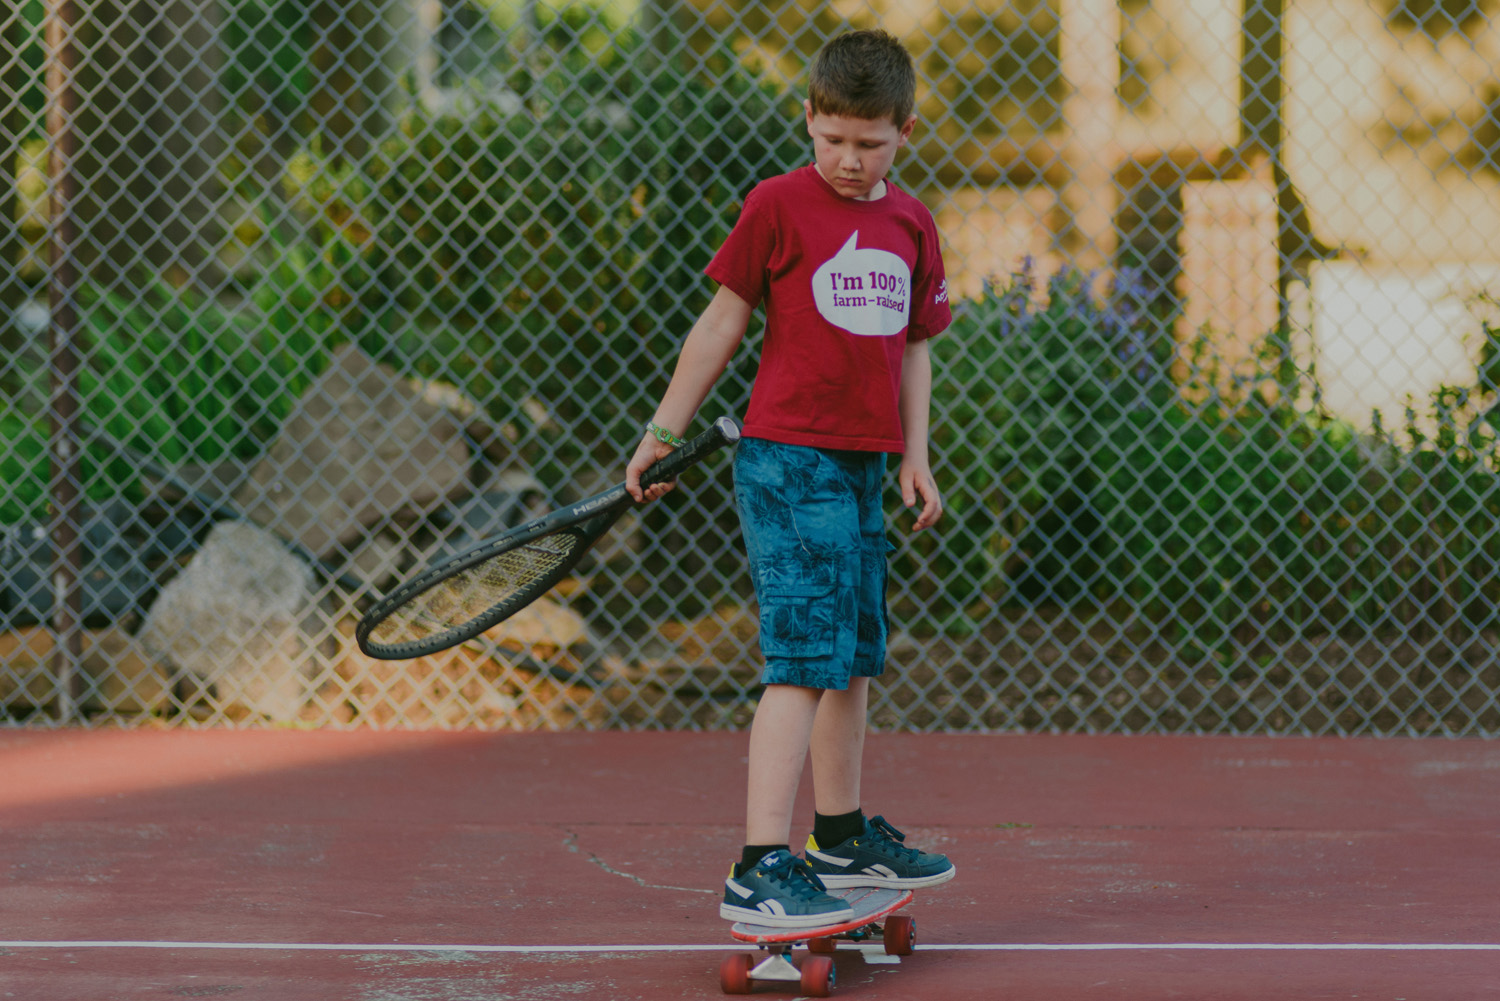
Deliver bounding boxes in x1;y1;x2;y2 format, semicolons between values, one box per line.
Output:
719;953;753;994
808;936;838;954
883;914;915;957
800;954;836;997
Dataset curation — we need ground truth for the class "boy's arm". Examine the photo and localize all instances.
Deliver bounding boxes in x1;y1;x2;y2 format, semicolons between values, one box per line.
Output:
898;337;942;531
626;283;753;502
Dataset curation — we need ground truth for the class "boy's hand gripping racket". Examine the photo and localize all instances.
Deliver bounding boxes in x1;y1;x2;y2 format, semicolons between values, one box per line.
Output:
356;416;741;660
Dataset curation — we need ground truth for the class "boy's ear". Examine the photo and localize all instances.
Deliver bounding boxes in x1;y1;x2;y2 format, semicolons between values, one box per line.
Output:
898;114;917;145
804;99;815;129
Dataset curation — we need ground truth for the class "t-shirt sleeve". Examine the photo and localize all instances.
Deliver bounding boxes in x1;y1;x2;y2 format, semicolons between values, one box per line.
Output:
907;212;952;342
704;186;774;309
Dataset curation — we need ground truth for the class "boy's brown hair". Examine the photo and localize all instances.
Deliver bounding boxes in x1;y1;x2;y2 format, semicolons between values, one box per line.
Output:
807;30;916;128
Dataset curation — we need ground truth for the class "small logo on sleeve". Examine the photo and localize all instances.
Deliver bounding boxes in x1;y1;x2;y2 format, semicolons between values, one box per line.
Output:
934;279;948;304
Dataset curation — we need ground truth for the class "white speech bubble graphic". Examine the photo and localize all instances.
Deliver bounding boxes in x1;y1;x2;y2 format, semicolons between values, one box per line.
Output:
811;232;912;337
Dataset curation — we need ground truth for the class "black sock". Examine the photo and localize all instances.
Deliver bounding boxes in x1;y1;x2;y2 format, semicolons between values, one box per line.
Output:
736;843;790;877
813;808;865;848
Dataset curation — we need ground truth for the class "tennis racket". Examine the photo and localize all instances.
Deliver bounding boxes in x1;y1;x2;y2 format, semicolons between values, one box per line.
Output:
356;415;742;660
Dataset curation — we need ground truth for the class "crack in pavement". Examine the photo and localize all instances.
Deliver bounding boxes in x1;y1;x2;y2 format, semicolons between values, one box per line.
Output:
561;830;715;895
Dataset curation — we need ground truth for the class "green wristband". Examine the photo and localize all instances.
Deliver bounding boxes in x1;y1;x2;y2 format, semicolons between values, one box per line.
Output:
646;420;686;448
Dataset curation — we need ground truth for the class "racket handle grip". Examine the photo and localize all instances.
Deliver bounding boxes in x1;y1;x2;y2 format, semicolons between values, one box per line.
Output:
639;415;742;489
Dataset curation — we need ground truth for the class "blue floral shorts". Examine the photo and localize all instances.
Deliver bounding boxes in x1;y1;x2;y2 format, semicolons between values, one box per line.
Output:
734;437;891;690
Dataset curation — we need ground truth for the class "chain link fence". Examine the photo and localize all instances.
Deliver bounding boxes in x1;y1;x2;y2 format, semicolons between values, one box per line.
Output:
2;0;1499;733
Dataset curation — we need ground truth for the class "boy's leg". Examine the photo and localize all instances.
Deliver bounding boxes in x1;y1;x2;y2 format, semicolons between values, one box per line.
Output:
725;438;859;923
798;450;956;890
735;439;862;847
809;676;869;817
724;682;854;929
806;451;880;834
744;683;822;845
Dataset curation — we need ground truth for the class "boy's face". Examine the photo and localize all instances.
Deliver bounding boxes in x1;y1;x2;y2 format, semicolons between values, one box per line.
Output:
804;102;917;201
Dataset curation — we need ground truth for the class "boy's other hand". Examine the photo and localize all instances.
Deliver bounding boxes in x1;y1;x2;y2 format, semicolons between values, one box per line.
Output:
900;463;942;531
626;433;678;503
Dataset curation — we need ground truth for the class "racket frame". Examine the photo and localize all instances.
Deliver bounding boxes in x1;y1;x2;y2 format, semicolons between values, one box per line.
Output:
355;416;740;660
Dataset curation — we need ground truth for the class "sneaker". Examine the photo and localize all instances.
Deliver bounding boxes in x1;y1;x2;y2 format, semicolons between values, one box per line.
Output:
804;815;957;889
720;849;855;928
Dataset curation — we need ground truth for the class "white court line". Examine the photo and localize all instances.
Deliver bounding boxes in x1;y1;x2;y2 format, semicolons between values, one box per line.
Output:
1;941;1497;953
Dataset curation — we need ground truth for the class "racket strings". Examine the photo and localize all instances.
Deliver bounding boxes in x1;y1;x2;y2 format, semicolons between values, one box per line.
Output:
370;532;582;646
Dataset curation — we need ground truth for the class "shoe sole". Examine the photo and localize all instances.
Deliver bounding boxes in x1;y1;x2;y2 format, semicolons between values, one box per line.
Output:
719;902;856;928
812;864;957;890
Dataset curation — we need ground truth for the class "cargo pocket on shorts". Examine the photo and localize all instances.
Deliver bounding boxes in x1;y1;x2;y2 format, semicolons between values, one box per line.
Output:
756;558;839;660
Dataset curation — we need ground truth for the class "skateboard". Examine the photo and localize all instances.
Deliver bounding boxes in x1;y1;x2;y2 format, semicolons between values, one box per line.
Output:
719;886;916;997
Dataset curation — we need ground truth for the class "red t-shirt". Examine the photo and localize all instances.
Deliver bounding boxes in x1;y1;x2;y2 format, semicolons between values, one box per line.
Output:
705;164;951;453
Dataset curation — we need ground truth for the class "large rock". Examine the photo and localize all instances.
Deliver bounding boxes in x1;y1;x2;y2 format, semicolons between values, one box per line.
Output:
233;343;473;559
139;521;322;721
481;595;588;654
326;598;605;729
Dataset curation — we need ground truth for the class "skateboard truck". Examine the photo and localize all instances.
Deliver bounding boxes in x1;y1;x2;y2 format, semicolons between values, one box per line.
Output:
746;944;817;987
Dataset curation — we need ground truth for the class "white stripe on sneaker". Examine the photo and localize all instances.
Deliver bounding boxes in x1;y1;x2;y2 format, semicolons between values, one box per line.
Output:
726;880;754;900
806;848;853;868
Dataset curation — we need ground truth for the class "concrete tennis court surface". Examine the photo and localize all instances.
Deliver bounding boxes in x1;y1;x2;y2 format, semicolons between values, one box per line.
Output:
1;728;1495;999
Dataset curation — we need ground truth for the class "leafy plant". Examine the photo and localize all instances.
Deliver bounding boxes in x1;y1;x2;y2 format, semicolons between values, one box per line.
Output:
269;28;806;622
0;220;351;523
285;28;803;474
910;262;1177;619
908;263;1500;648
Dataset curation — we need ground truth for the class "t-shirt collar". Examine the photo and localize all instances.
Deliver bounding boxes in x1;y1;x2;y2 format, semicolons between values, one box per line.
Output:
806;162;894;207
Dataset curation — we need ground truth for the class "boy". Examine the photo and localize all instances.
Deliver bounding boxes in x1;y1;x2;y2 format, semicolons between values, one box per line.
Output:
626;29;956;927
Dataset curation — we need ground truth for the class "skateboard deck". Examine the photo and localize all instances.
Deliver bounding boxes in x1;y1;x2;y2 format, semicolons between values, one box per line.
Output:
721;887;917;996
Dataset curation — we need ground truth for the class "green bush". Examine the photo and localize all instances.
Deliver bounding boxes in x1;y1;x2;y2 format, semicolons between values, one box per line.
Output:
0;27;801;551
0;412;48;524
0;229;344;524
286;28;804;477
266;27;806;622
911;264;1500;647
79;282;328;468
909;265;1176;622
